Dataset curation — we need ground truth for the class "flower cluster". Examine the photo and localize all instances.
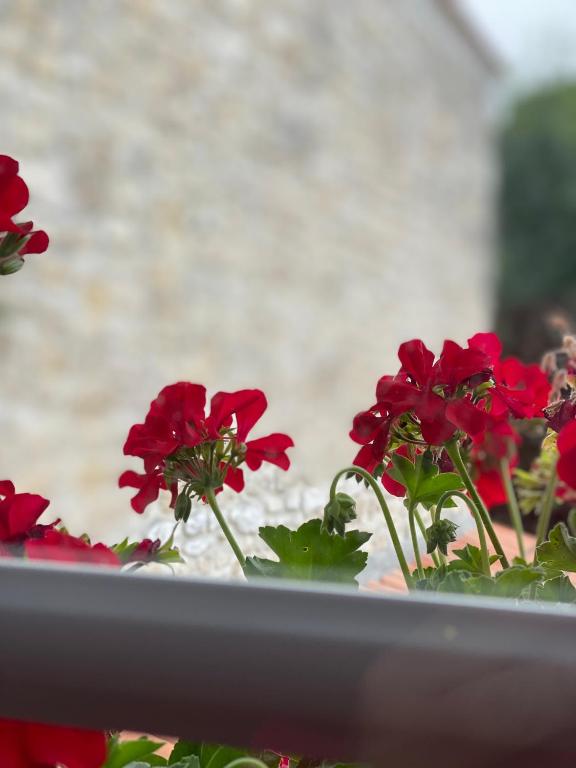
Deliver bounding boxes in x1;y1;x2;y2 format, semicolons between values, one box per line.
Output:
119;382;294;514
0;481;120;565
0;155;48;274
350;333;550;508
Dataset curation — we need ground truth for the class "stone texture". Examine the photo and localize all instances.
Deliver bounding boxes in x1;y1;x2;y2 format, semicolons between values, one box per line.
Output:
0;0;497;540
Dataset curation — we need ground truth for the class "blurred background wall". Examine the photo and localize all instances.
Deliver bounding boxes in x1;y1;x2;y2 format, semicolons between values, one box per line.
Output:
0;0;499;538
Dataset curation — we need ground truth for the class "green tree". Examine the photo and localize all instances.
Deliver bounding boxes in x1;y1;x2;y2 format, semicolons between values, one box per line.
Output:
497;81;576;359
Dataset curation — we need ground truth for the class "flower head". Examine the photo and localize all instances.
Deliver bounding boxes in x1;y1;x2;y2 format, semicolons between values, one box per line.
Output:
120;382;293;515
351;333;551;491
25;530;120;567
0;481;54;556
0;155;48;274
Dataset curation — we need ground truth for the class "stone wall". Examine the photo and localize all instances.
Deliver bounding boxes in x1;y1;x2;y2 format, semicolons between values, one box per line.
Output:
0;0;498;539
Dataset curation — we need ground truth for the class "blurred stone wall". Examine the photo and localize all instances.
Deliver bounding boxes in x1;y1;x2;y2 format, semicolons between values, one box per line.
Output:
0;0;498;539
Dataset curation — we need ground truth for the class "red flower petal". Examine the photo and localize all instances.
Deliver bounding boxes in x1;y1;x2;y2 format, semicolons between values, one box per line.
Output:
557;421;576;490
0;720;27;768
352;444;381;473
0;174;28;218
209;389;267;442
223;464;245;492
414;391;455;444
118;469;164;513
26;722;107;768
397;339;434;387
433;340;491;390
445;398;488;438
476;469;507;509
558;420;576;454
25;530;120;567
375;379;419;414
468;332;503;364
245;433;294;471
0;480;15;498
18;228;49;255
0;493;50;542
349;409;383;444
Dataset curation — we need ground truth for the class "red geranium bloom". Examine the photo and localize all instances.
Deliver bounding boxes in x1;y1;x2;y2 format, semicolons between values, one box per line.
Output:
475;469;507;509
468;409;520;509
0;156;49;269
351;333;548;496
0;482;53;556
0;719;106;768
25;530;120;567
468;333;551;418
120;382;293;514
364;337;493;448
557;420;576;490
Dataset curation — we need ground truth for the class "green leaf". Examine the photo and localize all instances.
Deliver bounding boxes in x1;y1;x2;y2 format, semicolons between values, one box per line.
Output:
168;759;201;768
169;742;201;764
536;575;576;604
436;570;491;596
449;544;500;575
415;473;464;509
202;745;247;768
244;519;371;585
387;452;463;509
536;523;576;573
105;736;165;768
491;566;543;598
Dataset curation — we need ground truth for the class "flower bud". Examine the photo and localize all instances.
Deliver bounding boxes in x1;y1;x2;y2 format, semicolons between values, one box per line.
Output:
174;492;192;523
323;492;357;536
426;518;458;555
0;257;24;275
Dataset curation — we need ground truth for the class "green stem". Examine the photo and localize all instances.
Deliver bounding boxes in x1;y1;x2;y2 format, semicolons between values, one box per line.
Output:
331;467;414;589
408;502;424;579
414;507;440;568
225;760;269;768
533;458;559;562
500;458;526;560
446;441;509;568
436;490;491;576
205;487;246;568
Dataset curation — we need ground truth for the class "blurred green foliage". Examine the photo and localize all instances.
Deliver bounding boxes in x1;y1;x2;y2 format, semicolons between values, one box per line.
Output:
498;81;576;358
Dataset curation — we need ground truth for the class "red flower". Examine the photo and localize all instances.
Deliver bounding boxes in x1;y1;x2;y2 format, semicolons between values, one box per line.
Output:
125;537;161;564
25;530;120;567
468;412;519;509
0;482;52;555
120;382;293;514
369;337;493;447
0;156;49;272
0;719;106;768
557;420;576;490
468;333;551;418
476;469;507;509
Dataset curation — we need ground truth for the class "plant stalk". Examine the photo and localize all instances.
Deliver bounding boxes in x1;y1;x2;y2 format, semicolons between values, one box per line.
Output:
446;441;509;568
500;457;526;560
533;458;559;562
408;501;424;579
414;507;440;568
205;487;246;568
436;490;491;576
331;467;414;589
